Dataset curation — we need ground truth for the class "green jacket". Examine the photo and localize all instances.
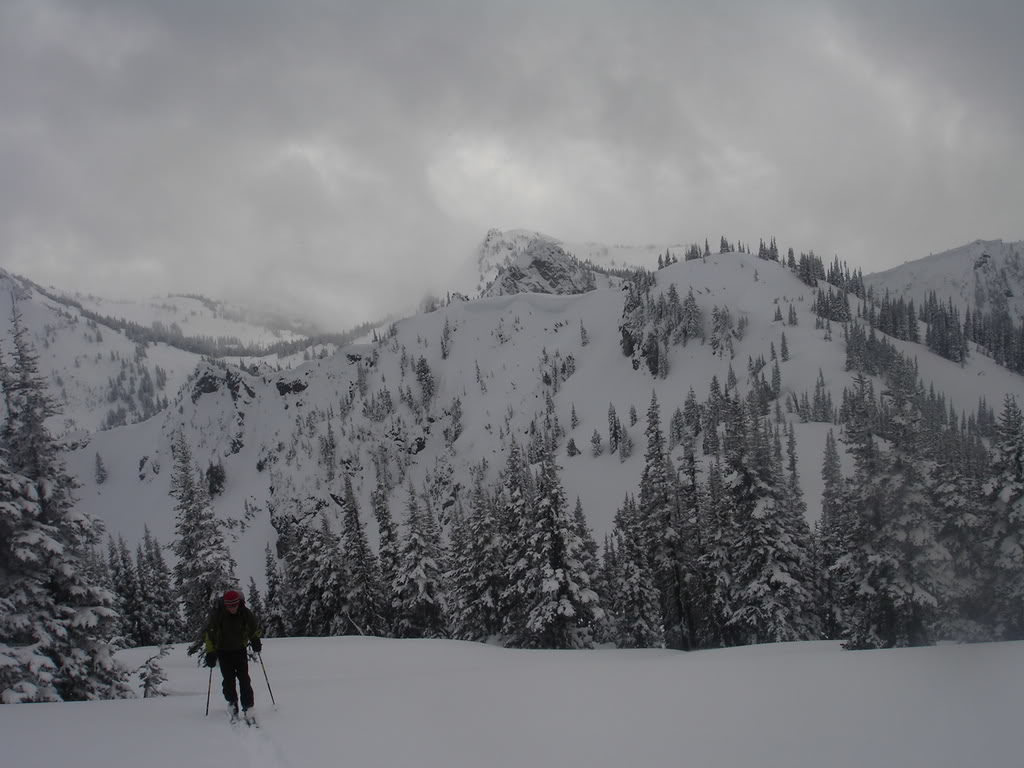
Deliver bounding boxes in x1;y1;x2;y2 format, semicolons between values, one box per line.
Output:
203;603;261;653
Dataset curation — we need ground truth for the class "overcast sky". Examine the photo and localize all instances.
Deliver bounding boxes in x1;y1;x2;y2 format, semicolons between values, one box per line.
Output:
2;1;1022;329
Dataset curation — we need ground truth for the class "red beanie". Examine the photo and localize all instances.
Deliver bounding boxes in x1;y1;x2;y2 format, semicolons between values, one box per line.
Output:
223;590;242;607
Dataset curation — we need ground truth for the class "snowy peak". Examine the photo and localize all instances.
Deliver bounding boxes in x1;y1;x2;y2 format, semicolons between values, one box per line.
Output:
481;236;595;297
470;229;689;296
864;239;1024;322
472;228;560;292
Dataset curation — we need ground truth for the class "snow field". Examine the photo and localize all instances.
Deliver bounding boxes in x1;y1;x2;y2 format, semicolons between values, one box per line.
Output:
3;636;1022;768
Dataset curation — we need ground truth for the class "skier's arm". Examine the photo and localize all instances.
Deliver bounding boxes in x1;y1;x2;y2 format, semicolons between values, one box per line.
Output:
203;613;218;653
247;610;263;651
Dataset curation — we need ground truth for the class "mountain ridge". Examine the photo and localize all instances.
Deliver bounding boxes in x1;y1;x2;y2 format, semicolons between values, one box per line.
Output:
44;246;1020;592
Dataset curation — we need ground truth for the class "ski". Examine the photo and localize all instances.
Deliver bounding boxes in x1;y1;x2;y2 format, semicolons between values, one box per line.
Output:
243;711;258;728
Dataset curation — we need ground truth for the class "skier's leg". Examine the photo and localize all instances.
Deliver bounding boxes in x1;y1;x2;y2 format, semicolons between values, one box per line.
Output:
238;655;255;710
219;652;239;707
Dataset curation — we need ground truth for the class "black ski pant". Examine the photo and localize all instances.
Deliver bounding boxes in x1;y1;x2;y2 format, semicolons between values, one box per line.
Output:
218;649;254;710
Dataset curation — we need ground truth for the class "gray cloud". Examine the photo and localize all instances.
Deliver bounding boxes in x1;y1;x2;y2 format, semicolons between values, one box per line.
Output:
1;0;1022;328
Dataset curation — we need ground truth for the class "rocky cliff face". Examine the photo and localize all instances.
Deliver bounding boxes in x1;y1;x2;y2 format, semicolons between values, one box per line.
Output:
482;237;595;297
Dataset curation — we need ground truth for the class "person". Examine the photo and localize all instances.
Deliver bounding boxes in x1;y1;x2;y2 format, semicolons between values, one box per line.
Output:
203;589;262;719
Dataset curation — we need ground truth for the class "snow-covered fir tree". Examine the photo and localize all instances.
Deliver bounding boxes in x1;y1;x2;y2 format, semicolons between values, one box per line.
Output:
283;515;348;637
520;446;603;649
816;429;848;639
448;472;506;641
371;484;400;634
0;303;131;702
725;407;820;644
140;526;183;644
929;406;990;641
137;646;170;698
984;395;1024;639
170;429;237;649
108;535;145;647
637;391;686;648
261;542;289;638
246;575;264;624
500;441;535;644
836;369;948;649
606;496;662;648
393;481;448;638
698;460;734;647
338;474;383;635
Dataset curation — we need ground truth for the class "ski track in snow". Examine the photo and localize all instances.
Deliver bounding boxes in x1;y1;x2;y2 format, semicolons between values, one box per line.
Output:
227;711;294;768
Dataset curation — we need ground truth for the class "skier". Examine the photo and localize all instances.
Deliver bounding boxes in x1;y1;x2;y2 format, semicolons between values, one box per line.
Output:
203;589;263;723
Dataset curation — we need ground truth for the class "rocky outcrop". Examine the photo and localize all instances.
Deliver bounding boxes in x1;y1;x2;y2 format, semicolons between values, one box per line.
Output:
483;238;595;297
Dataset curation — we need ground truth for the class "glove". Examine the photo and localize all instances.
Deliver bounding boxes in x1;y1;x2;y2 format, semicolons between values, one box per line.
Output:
250;638;262;653
204;652;217;668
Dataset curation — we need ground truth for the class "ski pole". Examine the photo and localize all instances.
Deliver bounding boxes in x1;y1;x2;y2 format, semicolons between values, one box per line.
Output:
257;652;277;708
205;665;213;716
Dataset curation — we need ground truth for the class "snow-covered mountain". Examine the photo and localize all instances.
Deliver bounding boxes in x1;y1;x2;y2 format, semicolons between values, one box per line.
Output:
45;246;1021;589
0;270;342;435
864;238;1024;322
0;270;205;435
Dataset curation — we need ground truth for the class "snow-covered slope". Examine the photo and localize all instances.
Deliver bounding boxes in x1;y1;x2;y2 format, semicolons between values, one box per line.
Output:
4;636;1022;768
65;291;311;349
864;238;1024;322
61;251;1024;588
0;270;335;435
0;271;203;435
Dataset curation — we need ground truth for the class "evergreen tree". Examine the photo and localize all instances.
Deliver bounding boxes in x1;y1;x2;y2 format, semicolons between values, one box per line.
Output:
726;408;819;644
284;516;348;637
675;288;703;345
449;475;506;641
261;542;289;638
137;527;182;645
500;442;535;644
108;536;145;647
393;483;448;638
638;392;685;648
415;356;435;405
170;430;236;649
838;370;947;649
518;446;602;648
698;461;733;647
673;433;706;648
983;395;1024;639
618;428;634;461
338;475;383;636
608;498;662;647
371;485;400;634
0;304;131;701
246;576;264;626
607;403;620;453
929;418;989;640
137;646;170;698
572;497;603;615
94;452;108;485
817;429;848;639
